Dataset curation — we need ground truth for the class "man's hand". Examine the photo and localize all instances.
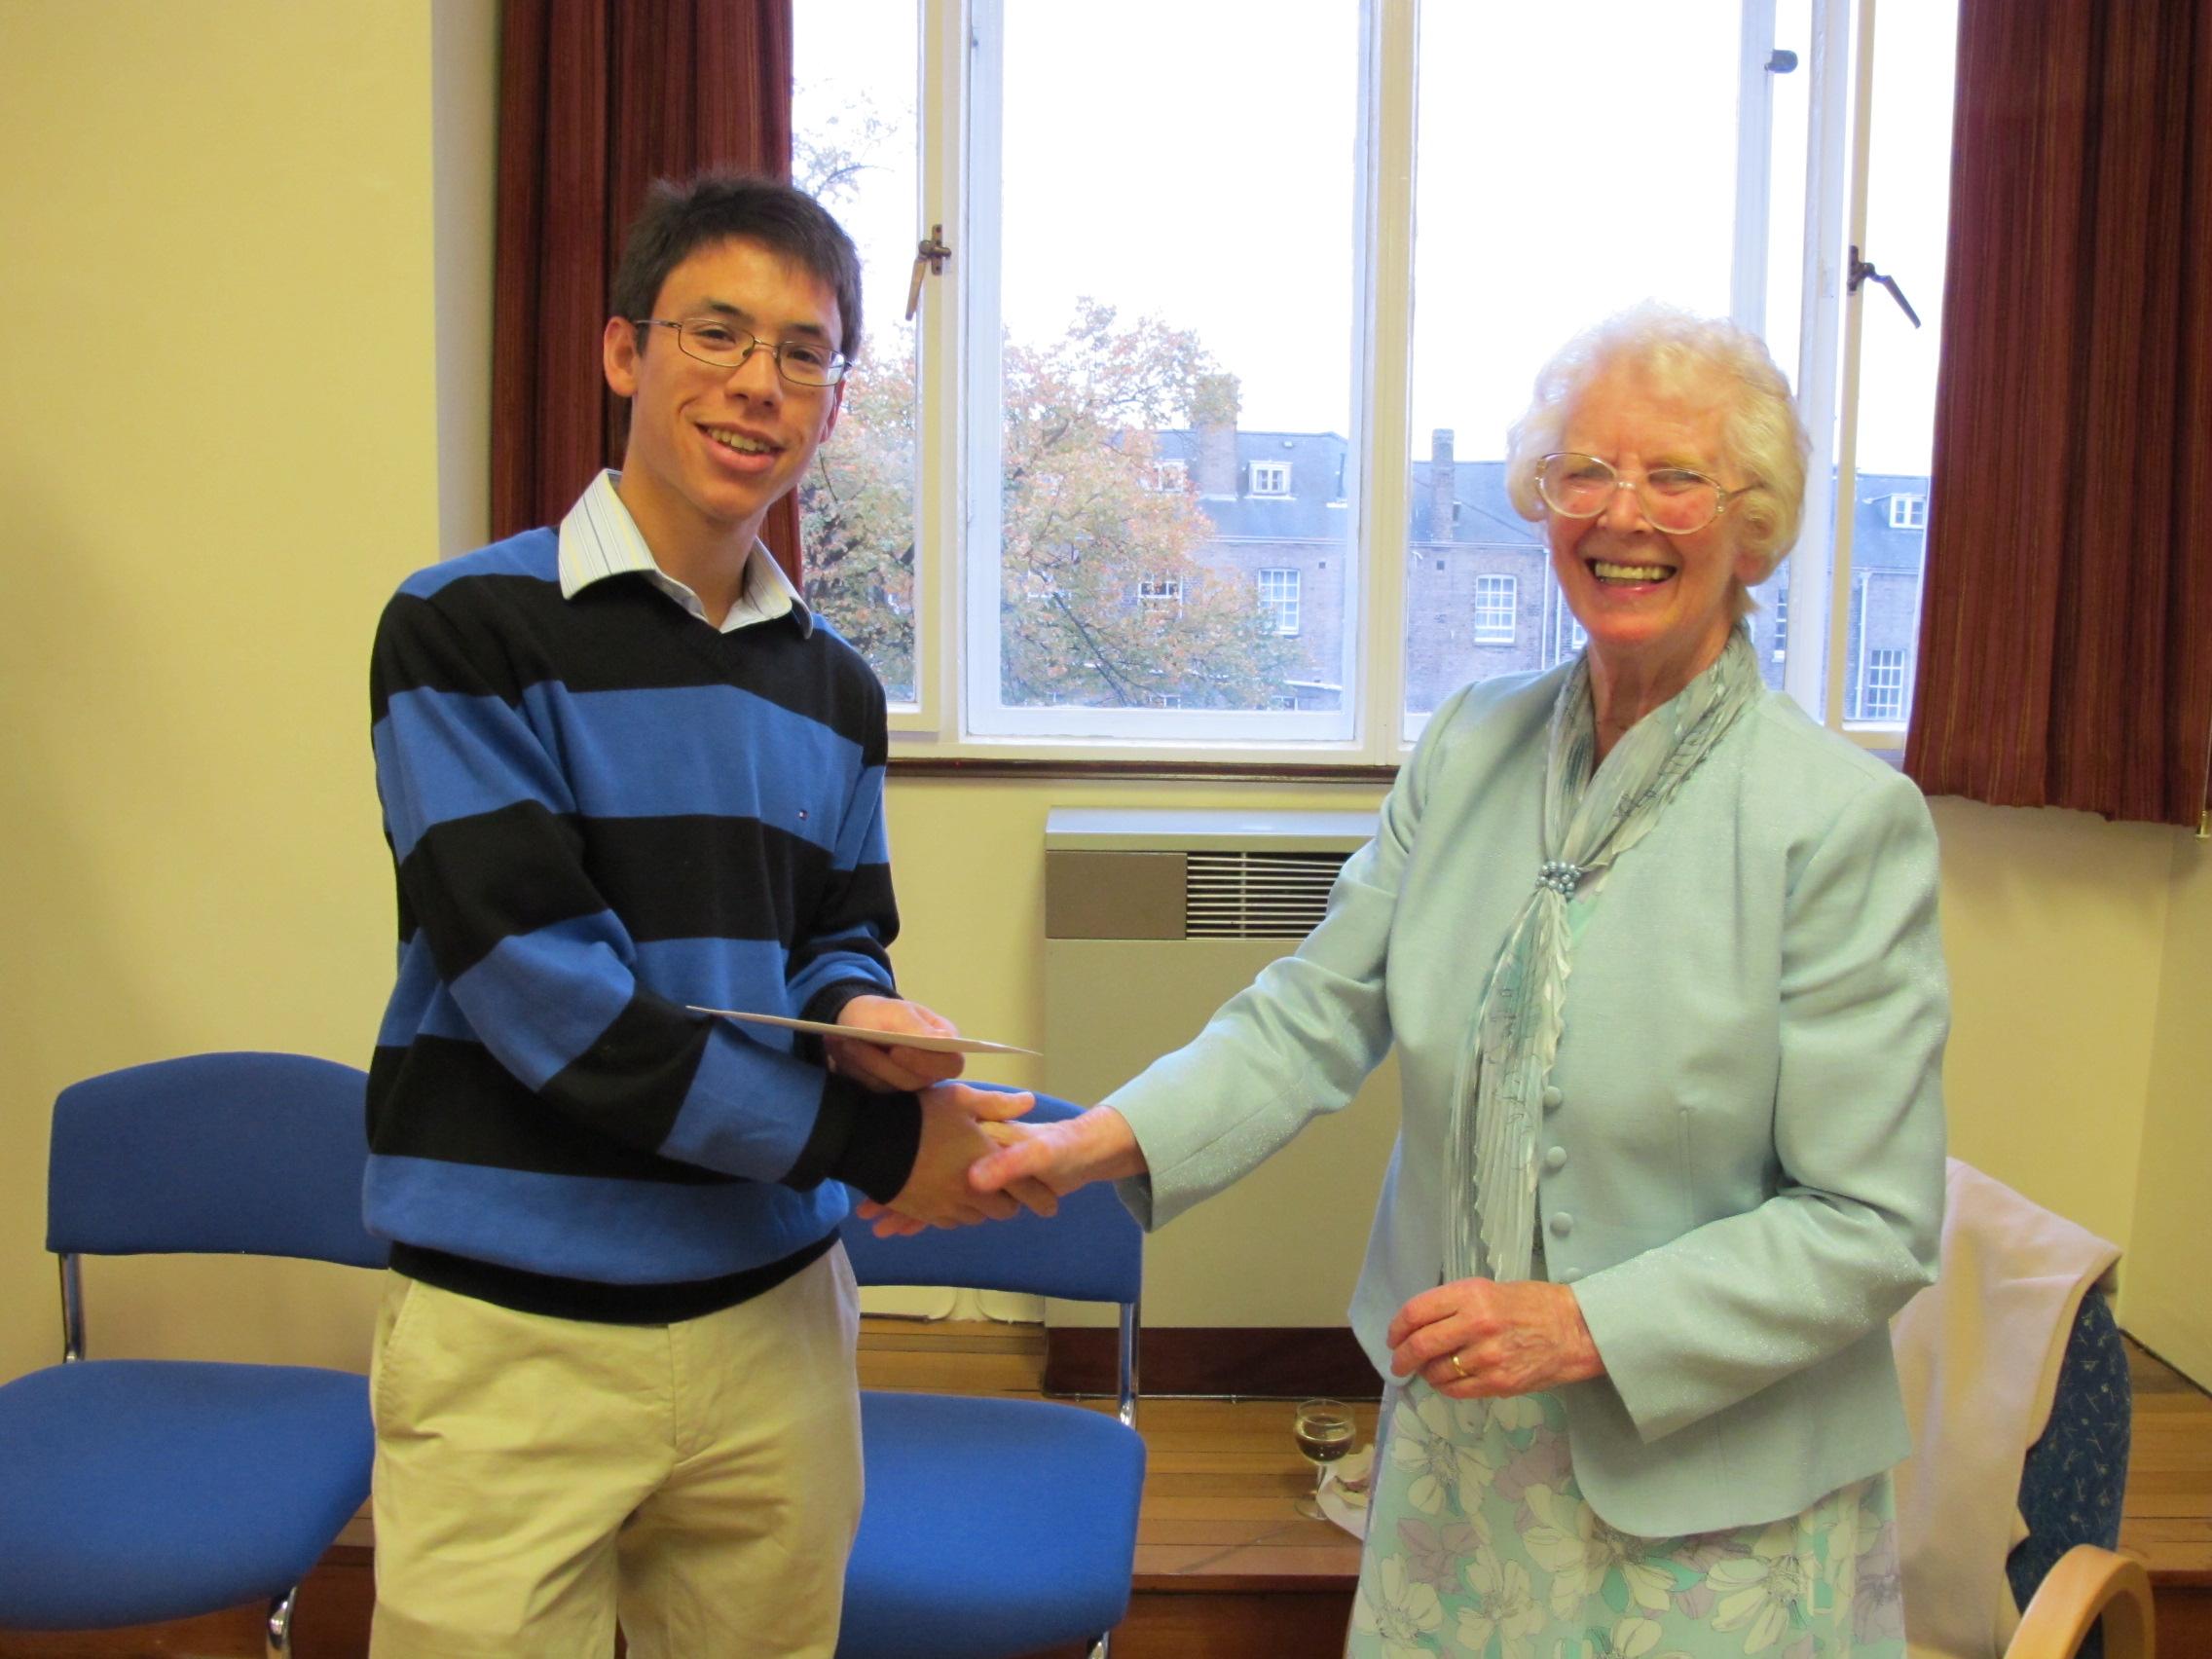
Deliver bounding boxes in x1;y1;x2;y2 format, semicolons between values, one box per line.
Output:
1384;1277;1604;1399
827;994;966;1092
868;1084;1037;1233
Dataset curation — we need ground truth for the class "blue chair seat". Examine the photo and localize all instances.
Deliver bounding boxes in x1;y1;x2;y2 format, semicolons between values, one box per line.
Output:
0;1360;372;1631
836;1392;1148;1659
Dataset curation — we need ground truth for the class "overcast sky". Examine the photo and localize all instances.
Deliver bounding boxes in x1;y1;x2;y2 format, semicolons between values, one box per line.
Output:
795;0;1954;475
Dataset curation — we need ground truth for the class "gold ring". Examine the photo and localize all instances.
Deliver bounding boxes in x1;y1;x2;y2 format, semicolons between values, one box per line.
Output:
1448;1350;1469;1380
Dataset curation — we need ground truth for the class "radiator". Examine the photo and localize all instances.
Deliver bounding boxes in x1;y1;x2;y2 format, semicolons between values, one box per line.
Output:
1042;808;1404;1333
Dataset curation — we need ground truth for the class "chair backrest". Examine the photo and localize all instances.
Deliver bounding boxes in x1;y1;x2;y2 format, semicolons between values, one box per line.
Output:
2008;1288;2131;1651
836;1091;1142;1307
47;1051;387;1270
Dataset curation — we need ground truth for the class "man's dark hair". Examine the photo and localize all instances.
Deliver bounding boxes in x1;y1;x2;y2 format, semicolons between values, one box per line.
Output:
610;172;865;362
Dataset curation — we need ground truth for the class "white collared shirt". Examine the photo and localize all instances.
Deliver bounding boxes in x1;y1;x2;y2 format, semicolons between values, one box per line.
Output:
558;469;813;636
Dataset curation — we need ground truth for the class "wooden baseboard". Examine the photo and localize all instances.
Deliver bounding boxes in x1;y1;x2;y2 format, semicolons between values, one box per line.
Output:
1045;1324;1383;1399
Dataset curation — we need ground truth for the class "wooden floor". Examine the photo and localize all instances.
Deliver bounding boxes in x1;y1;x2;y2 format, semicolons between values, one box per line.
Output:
866;1321;2212;1659
2123;1337;2212;1650
3;1320;2205;1657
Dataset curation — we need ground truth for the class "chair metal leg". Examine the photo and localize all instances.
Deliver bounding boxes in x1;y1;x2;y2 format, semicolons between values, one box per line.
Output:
265;1586;296;1658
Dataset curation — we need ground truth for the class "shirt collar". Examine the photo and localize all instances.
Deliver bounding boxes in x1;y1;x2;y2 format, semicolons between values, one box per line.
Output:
557;470;813;637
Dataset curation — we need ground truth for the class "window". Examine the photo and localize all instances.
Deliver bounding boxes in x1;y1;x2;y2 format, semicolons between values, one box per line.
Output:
793;0;1952;760
1473;574;1517;645
790;18;921;706
1862;647;1905;721
1781;0;1956;737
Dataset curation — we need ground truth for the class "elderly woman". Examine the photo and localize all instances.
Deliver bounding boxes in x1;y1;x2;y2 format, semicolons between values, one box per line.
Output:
962;306;1947;1654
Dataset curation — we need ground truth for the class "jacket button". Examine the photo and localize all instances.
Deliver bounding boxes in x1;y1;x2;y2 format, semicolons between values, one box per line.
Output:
1541;1086;1564;1112
1549;1212;1573;1237
1544;1145;1567;1171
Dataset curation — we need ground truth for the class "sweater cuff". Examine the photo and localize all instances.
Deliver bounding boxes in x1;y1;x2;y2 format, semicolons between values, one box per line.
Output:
799;978;894;1027
829;1088;923;1204
783;1072;921;1203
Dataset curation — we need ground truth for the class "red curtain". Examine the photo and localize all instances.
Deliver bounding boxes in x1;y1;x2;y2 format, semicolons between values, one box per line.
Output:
491;0;802;575
1903;0;2212;826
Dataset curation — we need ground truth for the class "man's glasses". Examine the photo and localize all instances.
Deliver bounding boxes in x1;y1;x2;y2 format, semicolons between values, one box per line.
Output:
1534;452;1759;535
632;317;849;387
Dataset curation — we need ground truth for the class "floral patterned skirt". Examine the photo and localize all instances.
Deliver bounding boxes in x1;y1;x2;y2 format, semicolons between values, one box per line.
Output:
1347;1380;1904;1659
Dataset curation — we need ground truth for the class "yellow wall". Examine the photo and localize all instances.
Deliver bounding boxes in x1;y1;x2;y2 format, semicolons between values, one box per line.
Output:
1928;799;2172;1254
0;1;494;1382
0;4;2201;1392
879;778;1382;1097
2134;833;2212;1382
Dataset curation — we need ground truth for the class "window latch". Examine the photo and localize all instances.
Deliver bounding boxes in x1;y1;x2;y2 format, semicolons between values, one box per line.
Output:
905;225;951;321
1848;245;1922;328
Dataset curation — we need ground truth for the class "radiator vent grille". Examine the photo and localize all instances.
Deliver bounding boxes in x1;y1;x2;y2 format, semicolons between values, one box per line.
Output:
1184;851;1347;939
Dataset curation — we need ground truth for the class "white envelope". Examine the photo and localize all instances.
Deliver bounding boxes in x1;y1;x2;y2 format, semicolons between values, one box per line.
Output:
685;1006;1040;1057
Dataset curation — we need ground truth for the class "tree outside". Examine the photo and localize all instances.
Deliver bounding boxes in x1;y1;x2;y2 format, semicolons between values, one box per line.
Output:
802;296;1306;711
995;302;1300;709
795;107;920;702
799;326;919;701
797;118;1302;713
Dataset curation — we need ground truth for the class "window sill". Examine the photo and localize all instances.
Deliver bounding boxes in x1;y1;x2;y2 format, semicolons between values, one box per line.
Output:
887;754;1399;784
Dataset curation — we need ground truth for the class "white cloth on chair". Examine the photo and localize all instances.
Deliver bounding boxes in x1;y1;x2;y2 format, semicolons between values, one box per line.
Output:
1891;1158;2121;1659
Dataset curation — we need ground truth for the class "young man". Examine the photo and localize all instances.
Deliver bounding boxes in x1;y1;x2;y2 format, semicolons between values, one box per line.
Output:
364;175;1035;1657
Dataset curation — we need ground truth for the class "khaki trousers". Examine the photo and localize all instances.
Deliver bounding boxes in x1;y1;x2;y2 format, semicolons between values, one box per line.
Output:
367;1246;863;1658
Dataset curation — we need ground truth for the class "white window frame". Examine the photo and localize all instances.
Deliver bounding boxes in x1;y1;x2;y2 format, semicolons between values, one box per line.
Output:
1472;573;1517;645
1888;491;1926;531
1151;459;1189;494
1248;461;1292;497
1861;645;1905;721
1795;0;1934;749
878;0;1916;762
1258;568;1302;636
1136;576;1185;608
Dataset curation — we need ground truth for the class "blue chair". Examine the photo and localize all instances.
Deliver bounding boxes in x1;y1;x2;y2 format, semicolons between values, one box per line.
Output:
2006;1290;2153;1659
836;1092;1147;1659
0;1052;387;1656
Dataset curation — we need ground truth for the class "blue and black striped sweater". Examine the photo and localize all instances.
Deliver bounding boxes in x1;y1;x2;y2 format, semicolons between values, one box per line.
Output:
366;530;921;1322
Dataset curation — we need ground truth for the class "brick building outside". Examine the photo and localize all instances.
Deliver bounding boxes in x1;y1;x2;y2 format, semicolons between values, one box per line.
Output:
1144;408;1930;722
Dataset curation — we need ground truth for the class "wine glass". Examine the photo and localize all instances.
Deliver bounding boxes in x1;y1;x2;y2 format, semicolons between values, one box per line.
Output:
1290;1397;1355;1519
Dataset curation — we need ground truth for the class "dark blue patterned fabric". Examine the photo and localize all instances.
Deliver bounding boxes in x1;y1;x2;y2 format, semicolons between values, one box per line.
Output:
2007;1291;2129;1659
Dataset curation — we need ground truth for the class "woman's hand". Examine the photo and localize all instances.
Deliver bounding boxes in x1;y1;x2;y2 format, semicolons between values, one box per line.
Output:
1385;1277;1605;1399
969;1105;1148;1200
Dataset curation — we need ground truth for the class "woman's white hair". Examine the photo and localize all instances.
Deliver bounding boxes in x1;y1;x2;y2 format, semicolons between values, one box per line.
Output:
1503;303;1809;617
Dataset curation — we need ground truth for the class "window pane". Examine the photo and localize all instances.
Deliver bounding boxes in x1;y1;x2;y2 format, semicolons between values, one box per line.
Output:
1406;3;1749;726
975;1;1360;733
793;4;920;704
1840;0;1957;727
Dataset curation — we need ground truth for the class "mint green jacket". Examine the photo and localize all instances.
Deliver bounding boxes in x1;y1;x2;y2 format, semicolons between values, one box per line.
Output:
1110;664;1948;1537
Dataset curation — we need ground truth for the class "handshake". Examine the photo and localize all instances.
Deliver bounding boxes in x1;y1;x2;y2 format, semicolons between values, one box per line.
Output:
827;995;1145;1240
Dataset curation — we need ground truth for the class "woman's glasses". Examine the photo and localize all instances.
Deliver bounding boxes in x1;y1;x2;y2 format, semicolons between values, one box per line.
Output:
1534;452;1758;535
